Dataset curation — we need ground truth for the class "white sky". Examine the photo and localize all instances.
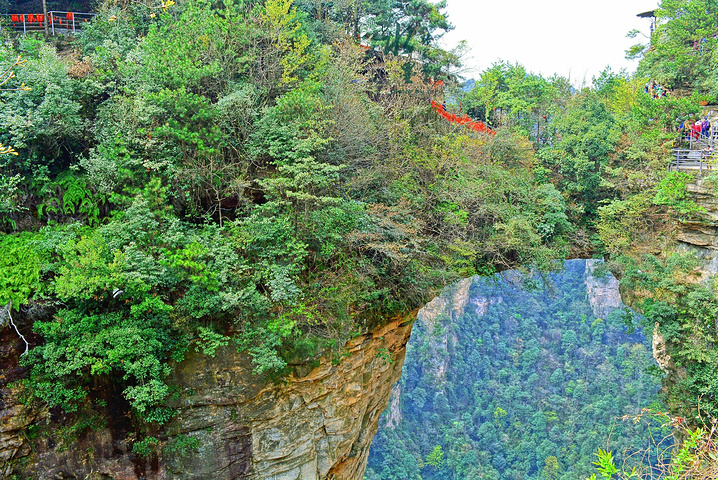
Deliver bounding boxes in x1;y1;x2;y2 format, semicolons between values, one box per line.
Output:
440;0;660;85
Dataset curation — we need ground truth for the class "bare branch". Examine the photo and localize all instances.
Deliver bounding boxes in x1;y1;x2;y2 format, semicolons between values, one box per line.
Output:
0;55;31;91
2;301;30;356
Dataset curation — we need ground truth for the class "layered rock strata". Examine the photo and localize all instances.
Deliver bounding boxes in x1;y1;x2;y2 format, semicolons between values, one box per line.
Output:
1;314;414;480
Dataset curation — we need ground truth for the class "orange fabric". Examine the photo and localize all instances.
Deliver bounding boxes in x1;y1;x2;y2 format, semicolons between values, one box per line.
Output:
67;12;73;20
11;14;19;22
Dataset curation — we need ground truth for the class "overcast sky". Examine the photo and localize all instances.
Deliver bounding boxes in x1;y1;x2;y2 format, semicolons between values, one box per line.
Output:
439;0;660;85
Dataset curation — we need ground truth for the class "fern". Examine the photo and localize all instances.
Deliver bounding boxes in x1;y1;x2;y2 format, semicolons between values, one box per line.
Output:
37;173;105;226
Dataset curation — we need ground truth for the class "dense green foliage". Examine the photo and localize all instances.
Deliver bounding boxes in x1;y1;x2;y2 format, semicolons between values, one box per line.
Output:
616;253;718;423
0;0;573;428
453;16;718;430
366;261;664;480
632;0;718;94
2;0;718;474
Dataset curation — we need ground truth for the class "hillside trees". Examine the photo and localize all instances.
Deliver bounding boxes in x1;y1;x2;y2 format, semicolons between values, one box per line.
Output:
461;62;570;142
634;0;718;92
589;10;718;429
536;90;620;223
0;0;575;430
361;0;452;59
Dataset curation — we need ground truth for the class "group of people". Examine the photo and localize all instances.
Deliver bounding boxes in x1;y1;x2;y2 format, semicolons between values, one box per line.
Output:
677;116;715;160
644;80;667;99
679;117;712;140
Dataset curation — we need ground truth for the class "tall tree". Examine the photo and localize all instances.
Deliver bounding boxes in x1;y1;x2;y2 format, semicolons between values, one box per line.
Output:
361;0;452;58
634;0;718;90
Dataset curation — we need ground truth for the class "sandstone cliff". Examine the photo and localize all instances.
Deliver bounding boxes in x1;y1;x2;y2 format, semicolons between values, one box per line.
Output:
678;179;718;274
647;177;718;392
1;314;414;479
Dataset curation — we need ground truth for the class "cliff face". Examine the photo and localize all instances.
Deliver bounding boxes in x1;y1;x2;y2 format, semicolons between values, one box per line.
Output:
678;180;718;273
585;259;623;318
1;314;415;479
413;277;474;388
647;177;718;391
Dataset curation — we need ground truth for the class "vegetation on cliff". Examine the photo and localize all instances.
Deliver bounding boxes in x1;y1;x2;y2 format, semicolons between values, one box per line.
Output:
452;0;718;435
1;0;718;475
0;0;572;441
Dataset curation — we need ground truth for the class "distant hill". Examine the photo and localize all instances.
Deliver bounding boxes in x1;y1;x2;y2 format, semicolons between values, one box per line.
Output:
366;260;666;480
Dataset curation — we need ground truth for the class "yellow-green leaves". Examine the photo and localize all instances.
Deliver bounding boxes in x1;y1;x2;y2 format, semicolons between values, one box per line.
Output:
263;0;328;86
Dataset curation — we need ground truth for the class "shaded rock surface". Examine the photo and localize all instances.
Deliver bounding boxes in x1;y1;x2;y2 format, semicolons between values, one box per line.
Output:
652;178;717;384
679;180;718;256
1;315;414;479
413;277;473;388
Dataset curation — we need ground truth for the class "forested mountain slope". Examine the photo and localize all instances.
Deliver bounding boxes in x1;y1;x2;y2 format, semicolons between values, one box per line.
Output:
367;260;663;480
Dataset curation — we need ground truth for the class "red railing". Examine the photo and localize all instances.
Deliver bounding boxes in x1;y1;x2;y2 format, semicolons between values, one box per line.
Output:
430;100;496;136
0;11;96;35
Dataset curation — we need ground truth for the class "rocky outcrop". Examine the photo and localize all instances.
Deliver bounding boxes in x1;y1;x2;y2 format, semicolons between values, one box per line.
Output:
413;277;474;387
383;384;402;429
651;179;715;382
585;259;623;318
678;181;718;255
2;314;415;480
0;314;47;479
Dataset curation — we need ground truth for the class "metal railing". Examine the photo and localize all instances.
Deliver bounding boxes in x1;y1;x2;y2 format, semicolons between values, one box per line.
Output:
0;11;96;35
671;148;715;173
679;132;716;150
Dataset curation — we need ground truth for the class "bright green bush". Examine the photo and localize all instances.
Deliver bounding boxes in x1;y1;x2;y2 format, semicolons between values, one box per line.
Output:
0;232;46;307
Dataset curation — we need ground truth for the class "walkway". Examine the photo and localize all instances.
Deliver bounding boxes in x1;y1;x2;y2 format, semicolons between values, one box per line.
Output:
671;130;718;173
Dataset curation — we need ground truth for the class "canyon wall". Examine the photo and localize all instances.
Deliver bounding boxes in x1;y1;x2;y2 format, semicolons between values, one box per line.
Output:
1;313;415;479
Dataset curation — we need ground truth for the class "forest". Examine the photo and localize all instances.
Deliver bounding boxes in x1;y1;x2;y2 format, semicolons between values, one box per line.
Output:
0;0;717;477
366;260;664;480
0;0;573;426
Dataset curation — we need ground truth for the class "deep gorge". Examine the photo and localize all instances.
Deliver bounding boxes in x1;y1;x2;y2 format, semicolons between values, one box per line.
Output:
366;259;663;480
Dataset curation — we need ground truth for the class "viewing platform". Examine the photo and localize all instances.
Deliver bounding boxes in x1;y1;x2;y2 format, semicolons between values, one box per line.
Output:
0;11;95;35
671;114;718;173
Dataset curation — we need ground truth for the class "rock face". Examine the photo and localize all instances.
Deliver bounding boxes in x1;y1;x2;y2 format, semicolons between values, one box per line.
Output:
2;314;415;480
651;177;717;382
0;326;47;479
585;259;623;318
678;181;718;256
413;277;474;387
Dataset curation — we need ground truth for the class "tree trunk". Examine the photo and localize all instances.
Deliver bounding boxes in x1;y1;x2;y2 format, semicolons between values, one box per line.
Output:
42;0;49;37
